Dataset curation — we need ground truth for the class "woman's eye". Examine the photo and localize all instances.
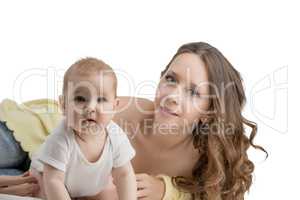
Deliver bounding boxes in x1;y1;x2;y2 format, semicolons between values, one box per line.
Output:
74;96;86;102
165;75;176;83
97;97;107;102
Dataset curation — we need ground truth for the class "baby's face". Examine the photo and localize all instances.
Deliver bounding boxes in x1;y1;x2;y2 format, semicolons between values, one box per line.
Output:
61;73;118;135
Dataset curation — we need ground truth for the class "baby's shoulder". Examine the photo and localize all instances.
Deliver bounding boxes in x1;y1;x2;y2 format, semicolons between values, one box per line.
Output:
106;120;127;139
106;120;131;147
45;120;72;146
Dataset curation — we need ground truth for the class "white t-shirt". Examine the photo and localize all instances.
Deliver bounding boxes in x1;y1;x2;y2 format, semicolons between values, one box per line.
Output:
31;119;136;198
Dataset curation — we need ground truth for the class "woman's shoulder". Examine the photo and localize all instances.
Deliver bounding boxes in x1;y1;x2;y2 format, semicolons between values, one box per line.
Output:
113;96;154;124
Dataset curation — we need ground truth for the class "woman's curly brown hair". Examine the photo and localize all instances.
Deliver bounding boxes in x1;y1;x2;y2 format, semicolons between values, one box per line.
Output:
161;42;267;200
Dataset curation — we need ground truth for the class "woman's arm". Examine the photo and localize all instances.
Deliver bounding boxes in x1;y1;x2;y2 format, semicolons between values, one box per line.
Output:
111;162;137;200
0;171;39;197
43;164;71;200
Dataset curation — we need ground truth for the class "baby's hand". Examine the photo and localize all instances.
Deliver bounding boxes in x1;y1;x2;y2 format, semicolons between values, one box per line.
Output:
136;173;165;200
97;176;118;200
74;176;118;200
73;189;118;200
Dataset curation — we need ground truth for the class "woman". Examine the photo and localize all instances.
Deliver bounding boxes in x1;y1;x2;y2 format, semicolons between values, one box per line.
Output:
0;172;39;197
0;120;39;196
0;42;266;199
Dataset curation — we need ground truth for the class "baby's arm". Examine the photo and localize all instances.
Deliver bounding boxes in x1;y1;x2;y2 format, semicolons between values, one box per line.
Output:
111;161;136;200
43;163;71;200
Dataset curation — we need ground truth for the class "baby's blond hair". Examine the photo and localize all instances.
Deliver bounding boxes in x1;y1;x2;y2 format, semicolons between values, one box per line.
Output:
62;57;117;96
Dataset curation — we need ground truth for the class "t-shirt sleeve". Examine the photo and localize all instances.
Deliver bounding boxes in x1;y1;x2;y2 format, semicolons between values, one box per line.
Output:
112;131;136;168
156;174;192;200
37;132;70;172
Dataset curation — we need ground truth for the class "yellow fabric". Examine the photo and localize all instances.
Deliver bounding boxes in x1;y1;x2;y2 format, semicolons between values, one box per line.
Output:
156;175;192;200
0;99;62;158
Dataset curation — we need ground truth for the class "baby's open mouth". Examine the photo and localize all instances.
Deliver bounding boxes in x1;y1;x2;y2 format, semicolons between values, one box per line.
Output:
81;118;97;126
86;119;96;123
81;119;101;133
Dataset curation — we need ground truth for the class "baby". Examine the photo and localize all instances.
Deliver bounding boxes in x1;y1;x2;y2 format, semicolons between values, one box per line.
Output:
30;58;136;200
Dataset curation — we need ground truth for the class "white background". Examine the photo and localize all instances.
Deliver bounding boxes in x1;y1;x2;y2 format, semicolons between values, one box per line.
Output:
0;0;298;199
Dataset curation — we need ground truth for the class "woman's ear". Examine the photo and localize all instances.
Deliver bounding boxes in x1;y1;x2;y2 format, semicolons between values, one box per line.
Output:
59;95;66;115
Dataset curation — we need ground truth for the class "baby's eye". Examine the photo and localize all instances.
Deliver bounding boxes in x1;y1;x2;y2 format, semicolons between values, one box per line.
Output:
165;75;176;83
97;97;107;103
74;96;86;102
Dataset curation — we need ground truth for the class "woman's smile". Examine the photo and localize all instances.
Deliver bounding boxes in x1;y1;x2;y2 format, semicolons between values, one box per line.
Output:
158;106;179;117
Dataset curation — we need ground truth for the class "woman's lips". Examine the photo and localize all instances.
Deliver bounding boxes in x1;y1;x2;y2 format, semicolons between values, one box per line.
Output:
159;106;179;117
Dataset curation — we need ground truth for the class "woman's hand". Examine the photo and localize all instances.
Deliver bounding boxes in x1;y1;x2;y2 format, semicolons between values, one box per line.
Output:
0;171;39;196
136;173;165;200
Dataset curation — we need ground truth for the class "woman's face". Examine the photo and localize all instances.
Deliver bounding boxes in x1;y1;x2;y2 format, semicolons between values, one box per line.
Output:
154;53;211;134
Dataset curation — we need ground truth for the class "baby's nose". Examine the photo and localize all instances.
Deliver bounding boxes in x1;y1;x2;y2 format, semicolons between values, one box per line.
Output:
85;101;97;113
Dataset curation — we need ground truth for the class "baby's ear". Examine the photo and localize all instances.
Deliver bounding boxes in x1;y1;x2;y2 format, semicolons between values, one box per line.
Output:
58;95;66;115
114;97;120;108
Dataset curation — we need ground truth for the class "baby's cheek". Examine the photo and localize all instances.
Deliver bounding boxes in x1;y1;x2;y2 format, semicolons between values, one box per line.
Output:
98;110;114;120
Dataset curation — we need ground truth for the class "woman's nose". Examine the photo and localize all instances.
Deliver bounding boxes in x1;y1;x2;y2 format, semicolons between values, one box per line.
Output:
165;94;179;106
167;86;184;104
159;85;182;107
